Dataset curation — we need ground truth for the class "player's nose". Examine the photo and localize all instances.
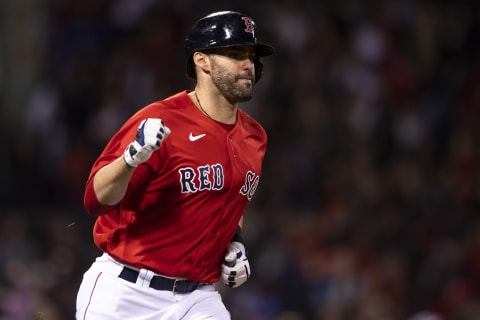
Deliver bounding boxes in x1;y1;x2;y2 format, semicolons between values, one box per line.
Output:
240;61;254;76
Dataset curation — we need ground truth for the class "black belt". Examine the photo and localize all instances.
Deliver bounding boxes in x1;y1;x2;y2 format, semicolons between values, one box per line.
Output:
118;267;203;293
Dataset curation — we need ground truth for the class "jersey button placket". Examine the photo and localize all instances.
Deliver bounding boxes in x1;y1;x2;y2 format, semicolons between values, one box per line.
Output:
228;135;237;158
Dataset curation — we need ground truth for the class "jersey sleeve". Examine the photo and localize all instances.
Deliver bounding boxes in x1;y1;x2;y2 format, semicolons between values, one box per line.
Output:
82;106;160;216
83;177;118;215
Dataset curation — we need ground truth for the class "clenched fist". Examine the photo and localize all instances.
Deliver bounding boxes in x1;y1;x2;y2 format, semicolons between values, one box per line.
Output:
221;242;250;288
123;118;171;168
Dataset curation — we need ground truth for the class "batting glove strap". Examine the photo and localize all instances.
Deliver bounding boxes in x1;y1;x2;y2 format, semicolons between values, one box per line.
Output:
221;242;250;288
123;118;170;167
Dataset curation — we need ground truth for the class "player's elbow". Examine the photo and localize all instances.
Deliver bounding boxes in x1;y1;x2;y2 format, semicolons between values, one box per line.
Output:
84;180;117;216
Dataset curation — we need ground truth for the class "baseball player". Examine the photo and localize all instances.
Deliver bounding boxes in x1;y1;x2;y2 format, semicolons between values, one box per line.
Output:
75;11;275;320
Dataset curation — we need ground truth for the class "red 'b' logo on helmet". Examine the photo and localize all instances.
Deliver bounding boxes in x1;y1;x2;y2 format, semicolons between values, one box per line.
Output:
242;17;255;36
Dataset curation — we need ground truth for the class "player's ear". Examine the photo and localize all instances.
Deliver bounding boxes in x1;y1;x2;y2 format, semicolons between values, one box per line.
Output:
193;51;211;76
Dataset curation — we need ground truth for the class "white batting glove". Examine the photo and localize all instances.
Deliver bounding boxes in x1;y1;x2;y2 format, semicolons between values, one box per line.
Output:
221;242;250;288
123;118;171;167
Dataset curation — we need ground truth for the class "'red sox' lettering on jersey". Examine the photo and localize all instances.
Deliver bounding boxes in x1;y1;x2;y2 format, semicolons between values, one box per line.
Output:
179;164;259;201
239;170;260;201
179;163;225;193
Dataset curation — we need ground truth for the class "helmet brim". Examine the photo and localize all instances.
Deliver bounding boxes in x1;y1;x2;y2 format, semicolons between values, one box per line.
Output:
194;42;275;57
255;43;276;57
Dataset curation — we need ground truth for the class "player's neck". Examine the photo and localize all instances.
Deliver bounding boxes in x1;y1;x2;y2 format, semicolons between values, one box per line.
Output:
190;89;237;124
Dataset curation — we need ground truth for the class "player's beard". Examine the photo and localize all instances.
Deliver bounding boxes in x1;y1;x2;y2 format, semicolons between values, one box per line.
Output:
210;62;254;104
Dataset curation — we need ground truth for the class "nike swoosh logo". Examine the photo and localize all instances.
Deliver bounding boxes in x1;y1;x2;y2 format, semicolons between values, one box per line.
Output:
189;133;206;141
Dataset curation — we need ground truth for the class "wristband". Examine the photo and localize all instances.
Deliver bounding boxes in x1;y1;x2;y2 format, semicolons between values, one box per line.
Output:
231;226;244;244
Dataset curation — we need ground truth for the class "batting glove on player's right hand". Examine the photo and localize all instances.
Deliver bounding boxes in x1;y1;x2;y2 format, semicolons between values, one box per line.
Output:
123;118;171;168
221;242;250;288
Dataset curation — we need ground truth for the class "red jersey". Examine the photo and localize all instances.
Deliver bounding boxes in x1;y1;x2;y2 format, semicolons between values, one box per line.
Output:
83;90;267;283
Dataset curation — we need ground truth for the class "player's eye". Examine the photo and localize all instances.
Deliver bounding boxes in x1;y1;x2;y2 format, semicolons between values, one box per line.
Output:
228;52;243;60
227;51;255;61
207;47;255;61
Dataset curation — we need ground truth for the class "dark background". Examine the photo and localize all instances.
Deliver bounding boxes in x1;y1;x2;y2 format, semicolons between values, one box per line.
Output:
1;0;480;319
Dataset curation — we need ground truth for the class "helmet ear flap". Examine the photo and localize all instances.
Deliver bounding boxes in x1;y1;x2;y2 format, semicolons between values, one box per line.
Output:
254;56;264;83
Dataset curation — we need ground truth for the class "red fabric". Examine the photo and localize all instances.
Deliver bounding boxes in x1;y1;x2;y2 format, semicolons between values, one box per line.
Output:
83;90;267;283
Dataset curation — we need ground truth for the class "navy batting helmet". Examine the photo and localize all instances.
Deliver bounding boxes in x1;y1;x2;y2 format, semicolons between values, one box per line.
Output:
185;11;275;82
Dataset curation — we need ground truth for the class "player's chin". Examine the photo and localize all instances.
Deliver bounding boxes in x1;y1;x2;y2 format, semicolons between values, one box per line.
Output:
231;84;254;101
242;83;254;94
238;91;253;102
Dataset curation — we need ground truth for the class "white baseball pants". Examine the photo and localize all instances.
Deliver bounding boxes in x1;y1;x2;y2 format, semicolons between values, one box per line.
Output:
76;253;231;320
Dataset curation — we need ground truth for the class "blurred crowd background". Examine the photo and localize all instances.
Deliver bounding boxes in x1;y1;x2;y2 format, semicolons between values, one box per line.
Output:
1;0;480;319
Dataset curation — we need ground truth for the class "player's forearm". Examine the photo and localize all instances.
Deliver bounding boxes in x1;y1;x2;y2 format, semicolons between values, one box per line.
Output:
93;157;135;205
